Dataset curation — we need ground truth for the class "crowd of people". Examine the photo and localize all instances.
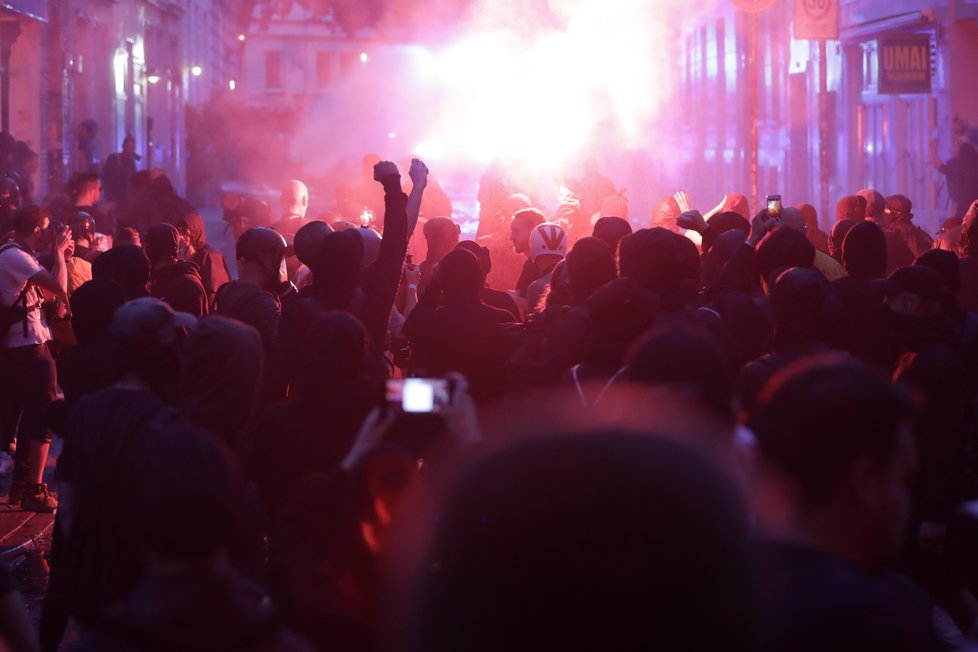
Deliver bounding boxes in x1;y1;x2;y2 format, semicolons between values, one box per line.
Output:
1;127;978;651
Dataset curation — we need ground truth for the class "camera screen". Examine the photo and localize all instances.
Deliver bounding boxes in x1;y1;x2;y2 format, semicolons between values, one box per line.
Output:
402;378;436;413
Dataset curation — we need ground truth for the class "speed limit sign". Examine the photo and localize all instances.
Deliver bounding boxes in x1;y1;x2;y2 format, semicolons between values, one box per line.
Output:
794;0;839;39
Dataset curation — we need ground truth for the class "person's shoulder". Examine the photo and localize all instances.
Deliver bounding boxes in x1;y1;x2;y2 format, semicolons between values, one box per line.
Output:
173;260;204;281
0;243;40;274
480;302;518;323
0;242;30;260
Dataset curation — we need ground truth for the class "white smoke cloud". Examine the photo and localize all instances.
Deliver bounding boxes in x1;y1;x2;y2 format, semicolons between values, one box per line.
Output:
290;0;722;216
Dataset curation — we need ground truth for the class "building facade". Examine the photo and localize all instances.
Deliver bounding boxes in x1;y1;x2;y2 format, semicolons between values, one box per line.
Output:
680;0;978;234
0;0;243;202
238;3;373;109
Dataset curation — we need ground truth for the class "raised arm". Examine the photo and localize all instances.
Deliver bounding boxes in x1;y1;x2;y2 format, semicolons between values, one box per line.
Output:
406;158;429;238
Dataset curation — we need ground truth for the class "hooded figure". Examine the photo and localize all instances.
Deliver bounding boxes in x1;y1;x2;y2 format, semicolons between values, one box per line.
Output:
455;240;521;320
269;165;408;400
91;245;151;301
739;268;835;417
249;311;378;529
150;174;197;228
178;212;230;309
830;221;895;370
619;227;700;312
183;316;263;449
58;278;127;409
408;433;756;652
404;248;516;402
72;426;314;652
145;224;208;317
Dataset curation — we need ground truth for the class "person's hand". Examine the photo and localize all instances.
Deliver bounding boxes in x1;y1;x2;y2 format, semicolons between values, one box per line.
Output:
403;263;420;287
748;209;779;247
373;160;400;183
341;406;397;472
674;191;692;213
676;210;708;233
441;373;480;445
705;194;728;219
54;225;71;254
408;158;429;189
64;237;75;258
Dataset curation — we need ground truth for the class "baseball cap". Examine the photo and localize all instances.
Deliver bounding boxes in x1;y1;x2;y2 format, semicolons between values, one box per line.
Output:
110;297;197;344
873;265;942;302
529;222;568;262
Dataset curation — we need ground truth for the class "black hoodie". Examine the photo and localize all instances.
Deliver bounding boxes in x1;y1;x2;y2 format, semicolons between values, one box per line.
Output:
151;261;208;317
181;212;231;308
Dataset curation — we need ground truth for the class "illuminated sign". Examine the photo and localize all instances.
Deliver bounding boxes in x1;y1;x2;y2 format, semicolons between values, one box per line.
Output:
878;34;931;95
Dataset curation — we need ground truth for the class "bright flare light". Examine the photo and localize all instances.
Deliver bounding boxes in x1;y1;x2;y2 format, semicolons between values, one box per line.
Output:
191;65;203;77
360;52;369;63
408;0;702;169
229;79;236;91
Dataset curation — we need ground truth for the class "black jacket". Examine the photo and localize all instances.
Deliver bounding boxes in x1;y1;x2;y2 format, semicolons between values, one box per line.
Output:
70;568;314;652
152;261;208;317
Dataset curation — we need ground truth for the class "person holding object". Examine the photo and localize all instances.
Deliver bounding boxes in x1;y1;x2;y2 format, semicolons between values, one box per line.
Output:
0;206;69;511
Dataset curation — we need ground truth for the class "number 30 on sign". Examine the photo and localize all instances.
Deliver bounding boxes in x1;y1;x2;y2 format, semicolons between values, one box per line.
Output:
794;0;839;40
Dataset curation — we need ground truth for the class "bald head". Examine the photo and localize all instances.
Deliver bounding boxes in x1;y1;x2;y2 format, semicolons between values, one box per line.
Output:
281;179;309;218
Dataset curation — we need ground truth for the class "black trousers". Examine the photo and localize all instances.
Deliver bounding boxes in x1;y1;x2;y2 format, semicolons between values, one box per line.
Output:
0;343;56;471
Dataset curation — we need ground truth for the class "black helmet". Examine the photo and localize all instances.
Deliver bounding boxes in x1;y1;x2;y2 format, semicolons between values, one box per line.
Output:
236;226;287;262
68;210;96;239
294;220;333;266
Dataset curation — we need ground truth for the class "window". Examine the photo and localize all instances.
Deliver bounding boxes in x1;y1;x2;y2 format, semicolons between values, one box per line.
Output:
266;51;282;89
316;51;332;89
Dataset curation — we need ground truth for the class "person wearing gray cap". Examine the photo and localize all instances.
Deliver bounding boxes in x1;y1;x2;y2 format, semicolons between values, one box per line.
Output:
41;297;196;650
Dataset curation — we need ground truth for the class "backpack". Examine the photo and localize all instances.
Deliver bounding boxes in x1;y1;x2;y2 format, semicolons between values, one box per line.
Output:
0;242;35;338
505;304;572;392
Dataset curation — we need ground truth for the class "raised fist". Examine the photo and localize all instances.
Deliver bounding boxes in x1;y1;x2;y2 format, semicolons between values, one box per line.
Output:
373;160;400;183
409;158;429;188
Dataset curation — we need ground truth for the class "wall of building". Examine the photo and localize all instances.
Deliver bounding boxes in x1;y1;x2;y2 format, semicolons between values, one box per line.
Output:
0;0;237;202
680;0;978;234
239;5;371;108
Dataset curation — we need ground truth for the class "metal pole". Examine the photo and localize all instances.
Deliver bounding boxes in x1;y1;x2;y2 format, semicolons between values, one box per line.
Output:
818;39;829;225
750;12;759;214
